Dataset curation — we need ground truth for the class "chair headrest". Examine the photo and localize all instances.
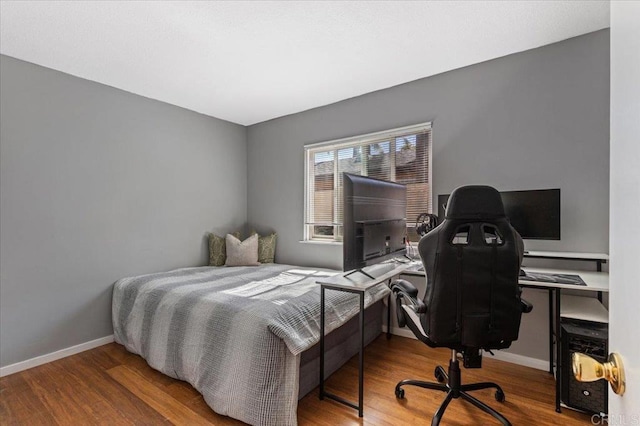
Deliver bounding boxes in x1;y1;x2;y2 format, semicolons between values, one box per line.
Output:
445;185;505;220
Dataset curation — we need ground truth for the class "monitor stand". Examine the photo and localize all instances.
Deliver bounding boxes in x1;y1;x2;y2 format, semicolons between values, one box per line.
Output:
344;269;375;280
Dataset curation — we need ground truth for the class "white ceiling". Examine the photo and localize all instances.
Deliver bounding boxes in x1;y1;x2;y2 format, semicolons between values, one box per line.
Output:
0;1;609;126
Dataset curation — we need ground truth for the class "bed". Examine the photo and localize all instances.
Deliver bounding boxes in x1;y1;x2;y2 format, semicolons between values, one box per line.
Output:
112;263;390;426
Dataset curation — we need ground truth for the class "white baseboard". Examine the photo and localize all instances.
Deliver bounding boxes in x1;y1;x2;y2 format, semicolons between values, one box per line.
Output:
0;335;115;377
383;325;417;340
2;327;548;378
489;349;549;371
382;326;547;371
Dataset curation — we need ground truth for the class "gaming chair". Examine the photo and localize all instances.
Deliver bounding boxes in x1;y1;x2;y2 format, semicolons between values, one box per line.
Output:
391;185;532;426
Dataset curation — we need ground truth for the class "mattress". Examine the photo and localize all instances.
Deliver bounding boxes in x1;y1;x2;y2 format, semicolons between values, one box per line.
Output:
112;264;390;426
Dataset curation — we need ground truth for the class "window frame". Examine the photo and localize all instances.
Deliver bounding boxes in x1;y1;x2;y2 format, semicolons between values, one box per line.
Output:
303;122;433;243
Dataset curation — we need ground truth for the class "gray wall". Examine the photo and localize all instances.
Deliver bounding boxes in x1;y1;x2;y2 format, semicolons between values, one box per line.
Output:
0;29;610;368
0;55;247;367
247;30;610;362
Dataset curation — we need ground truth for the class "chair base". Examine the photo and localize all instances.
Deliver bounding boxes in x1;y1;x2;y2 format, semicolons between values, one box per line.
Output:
395;358;511;426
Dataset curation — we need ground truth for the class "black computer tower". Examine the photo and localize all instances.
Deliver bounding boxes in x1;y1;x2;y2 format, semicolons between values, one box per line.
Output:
561;319;608;415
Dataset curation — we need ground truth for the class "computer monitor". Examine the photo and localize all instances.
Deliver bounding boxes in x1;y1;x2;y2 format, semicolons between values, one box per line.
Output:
437;188;561;240
343;173;407;272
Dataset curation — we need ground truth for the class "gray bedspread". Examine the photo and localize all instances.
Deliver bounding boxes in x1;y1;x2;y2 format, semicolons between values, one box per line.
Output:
112;264;390;426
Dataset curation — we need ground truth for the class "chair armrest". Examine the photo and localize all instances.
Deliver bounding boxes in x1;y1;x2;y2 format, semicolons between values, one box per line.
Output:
391;279;418;298
391;279;426;314
521;298;533;314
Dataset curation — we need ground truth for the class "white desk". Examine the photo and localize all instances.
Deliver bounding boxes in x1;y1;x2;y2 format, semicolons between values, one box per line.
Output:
524;251;609;261
519;267;609;292
318;262;411;291
401;263;610;413
561;295;609;324
316;262;410;417
519;267;609;411
523;251;609;273
402;264;609;292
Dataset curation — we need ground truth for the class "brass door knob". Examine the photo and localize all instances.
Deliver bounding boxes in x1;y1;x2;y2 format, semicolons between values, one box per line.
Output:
572;352;626;395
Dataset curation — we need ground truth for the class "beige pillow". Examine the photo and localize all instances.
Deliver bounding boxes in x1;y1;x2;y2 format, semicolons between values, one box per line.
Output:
225;234;260;266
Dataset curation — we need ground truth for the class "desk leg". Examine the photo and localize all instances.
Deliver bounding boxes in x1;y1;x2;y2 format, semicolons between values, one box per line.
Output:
555;288;562;413
318;286;367;416
319;286;325;400
387;292;392;339
596;260;604;302
548;288;554;375
358;292;365;417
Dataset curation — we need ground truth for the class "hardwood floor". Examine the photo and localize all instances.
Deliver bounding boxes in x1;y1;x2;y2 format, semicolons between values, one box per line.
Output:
0;335;592;425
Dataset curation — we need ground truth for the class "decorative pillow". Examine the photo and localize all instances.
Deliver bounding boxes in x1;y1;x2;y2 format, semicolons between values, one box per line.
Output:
225;234;260;266
251;231;277;263
208;232;240;266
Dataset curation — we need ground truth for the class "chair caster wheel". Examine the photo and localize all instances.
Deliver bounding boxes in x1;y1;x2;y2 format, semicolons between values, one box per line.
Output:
395;388;405;399
495;390;505;402
434;367;445;383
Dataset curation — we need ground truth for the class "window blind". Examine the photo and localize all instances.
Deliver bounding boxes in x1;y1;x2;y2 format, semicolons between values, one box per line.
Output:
304;123;432;242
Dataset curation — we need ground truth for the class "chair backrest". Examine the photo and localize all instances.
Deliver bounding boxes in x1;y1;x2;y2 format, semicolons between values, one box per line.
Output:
418;185;524;350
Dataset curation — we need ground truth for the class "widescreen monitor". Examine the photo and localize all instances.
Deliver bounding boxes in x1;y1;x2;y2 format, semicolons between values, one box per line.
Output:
437;188;560;240
343;173;407;271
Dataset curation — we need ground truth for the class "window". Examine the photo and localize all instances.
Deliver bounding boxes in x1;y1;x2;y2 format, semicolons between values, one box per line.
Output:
304;122;432;242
